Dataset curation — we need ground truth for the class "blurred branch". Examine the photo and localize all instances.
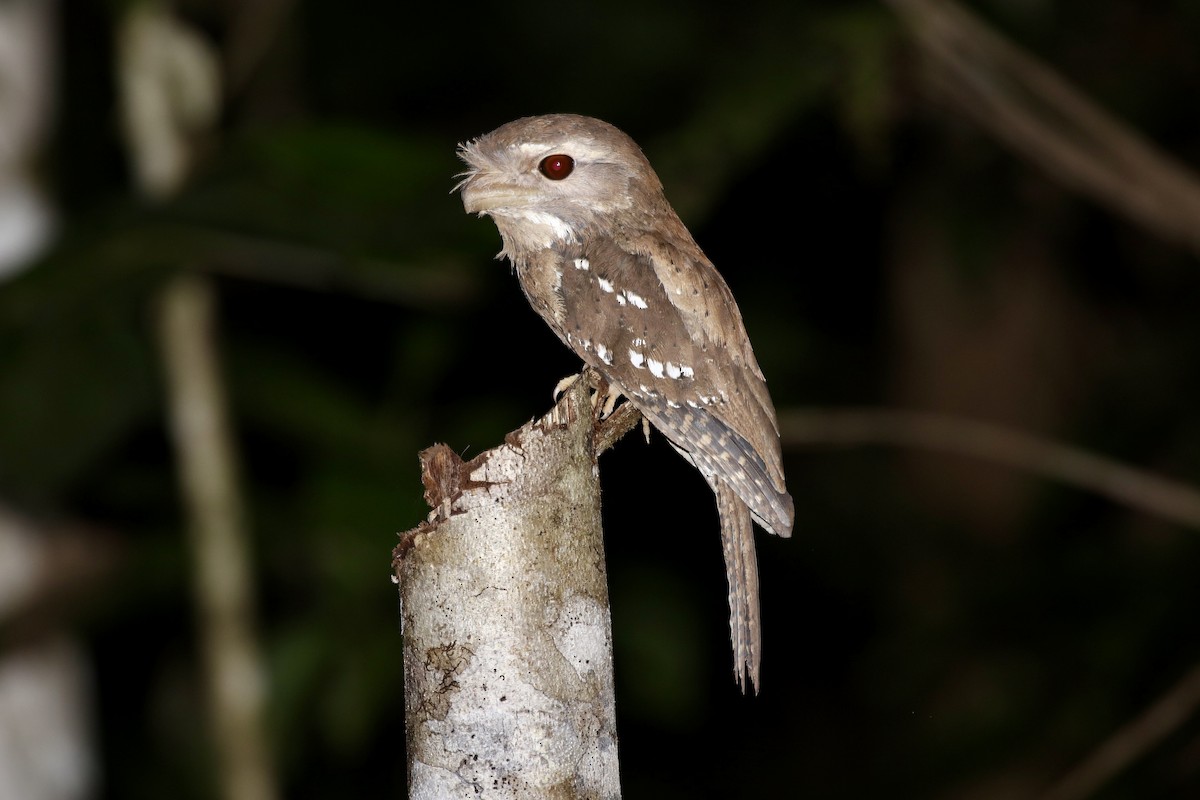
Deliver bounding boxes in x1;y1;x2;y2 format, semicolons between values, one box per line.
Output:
117;3;219;199
887;0;1200;256
0;0;55;172
0;0;56;279
157;275;278;800
0;223;480;325
123;6;278;798
0;637;96;800
192;228;480;307
1039;660;1200;800
0;507;120;646
779;408;1200;530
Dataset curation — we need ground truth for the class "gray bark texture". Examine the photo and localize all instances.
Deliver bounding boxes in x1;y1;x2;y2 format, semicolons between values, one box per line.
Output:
394;376;622;800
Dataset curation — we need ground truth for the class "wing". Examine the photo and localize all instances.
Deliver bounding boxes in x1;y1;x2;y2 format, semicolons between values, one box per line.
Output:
624;221;782;435
537;235;794;537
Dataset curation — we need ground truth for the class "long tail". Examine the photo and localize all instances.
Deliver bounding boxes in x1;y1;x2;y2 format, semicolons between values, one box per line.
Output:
716;481;761;693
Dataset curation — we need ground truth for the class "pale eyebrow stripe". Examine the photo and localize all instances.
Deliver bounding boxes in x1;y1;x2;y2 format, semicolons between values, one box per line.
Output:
515;142;612;161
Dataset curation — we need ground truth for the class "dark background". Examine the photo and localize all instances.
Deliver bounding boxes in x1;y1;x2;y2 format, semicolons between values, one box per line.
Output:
3;0;1200;797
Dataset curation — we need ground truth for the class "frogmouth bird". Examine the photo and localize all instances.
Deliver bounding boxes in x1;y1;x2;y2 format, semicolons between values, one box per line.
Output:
457;114;793;692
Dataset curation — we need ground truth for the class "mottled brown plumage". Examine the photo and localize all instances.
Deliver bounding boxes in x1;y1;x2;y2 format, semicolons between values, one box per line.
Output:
457;114;793;691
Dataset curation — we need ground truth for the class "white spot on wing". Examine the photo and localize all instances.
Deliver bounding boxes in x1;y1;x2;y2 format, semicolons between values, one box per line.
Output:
680;364;694;378
647;357;665;378
629;349;645;369
616;294;627;306
625;291;648;309
631;337;646;348
596;343;613;364
573;258;590;271
597;277;614;293
666;362;682;379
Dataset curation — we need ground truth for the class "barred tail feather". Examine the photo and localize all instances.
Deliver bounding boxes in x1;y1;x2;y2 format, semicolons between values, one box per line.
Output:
716;481;761;693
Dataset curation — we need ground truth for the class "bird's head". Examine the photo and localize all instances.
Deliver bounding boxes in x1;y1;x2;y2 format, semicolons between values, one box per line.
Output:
456;114;666;251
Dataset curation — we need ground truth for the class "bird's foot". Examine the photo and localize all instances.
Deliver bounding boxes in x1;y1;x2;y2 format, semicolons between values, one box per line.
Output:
583;369;624;420
552;373;582;402
597;383;623;419
554;369;626;420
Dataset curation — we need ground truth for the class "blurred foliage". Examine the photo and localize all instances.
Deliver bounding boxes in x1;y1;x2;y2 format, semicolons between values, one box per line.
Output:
2;0;1199;798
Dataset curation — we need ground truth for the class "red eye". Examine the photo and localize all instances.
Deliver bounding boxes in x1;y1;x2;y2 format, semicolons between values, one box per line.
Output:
539;154;575;180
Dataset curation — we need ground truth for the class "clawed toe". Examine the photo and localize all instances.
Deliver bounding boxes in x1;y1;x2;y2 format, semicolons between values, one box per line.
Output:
553;373;581;401
553;370;625;420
